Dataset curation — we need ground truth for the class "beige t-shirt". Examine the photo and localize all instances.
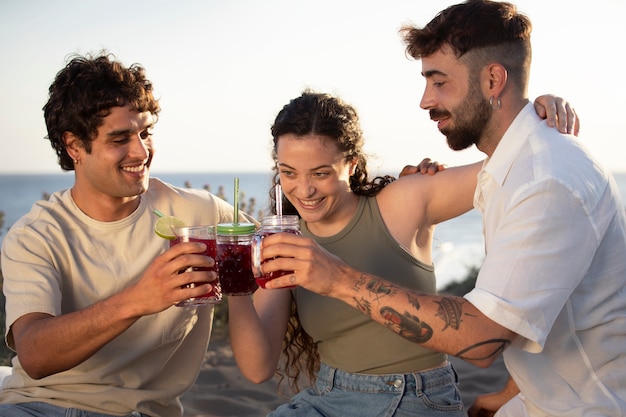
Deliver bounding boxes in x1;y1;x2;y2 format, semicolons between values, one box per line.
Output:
0;178;244;416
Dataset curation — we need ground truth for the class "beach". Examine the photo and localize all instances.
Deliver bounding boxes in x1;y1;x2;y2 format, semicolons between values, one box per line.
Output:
181;327;509;417
180;328;285;417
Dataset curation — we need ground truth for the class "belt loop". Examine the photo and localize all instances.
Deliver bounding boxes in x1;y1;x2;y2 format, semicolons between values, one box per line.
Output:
451;363;459;383
405;373;416;396
412;370;424;393
324;365;336;393
318;363;336;394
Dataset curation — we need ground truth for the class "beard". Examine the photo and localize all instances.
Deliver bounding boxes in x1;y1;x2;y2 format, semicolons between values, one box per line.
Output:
430;84;493;151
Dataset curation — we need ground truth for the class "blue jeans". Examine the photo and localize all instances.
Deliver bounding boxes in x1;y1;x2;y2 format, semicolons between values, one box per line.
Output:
268;362;466;417
0;402;149;417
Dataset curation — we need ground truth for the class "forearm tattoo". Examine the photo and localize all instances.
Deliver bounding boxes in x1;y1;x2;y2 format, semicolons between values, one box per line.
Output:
408;293;421;310
353;274;368;292
365;279;394;300
455;339;510;361
380;306;433;343
353;296;372;316
435;297;464;330
356;277;507;360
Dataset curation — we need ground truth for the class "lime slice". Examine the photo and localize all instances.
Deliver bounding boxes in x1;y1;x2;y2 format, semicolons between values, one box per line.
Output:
154;216;186;240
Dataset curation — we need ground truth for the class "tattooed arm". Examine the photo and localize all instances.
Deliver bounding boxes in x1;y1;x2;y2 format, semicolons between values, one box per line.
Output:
340;273;514;367
262;233;516;368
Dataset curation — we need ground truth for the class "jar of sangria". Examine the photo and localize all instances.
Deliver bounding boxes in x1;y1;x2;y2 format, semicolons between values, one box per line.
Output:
216;222;258;296
251;215;301;288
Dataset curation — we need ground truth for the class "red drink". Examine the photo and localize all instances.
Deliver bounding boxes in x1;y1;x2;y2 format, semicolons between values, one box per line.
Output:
217;242;258;295
170;225;221;306
216;222;258;296
253;230;300;289
251;215;301;289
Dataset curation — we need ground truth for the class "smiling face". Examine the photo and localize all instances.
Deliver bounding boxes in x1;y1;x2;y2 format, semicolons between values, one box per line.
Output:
275;133;358;236
420;45;492;151
65;104;155;219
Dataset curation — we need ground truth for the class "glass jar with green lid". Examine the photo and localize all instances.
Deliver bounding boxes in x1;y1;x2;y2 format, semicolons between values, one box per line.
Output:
216;222;258;296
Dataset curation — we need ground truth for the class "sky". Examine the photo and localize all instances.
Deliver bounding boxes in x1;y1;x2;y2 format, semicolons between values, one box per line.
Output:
1;0;625;175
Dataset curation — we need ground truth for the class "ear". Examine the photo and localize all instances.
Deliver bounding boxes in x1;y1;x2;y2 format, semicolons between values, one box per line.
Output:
63;132;81;161
485;63;508;97
349;158;358;176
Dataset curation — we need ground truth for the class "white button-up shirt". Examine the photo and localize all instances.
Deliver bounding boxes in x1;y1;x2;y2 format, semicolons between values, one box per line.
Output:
465;102;626;416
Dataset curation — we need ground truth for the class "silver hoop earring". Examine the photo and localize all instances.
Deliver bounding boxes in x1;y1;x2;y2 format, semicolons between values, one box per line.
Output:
489;96;501;110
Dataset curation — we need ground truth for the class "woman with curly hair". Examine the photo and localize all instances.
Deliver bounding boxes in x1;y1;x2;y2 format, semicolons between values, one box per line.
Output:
228;89;574;417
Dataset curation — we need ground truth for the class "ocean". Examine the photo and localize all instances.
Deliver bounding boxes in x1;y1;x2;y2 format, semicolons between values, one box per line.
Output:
1;171;625;290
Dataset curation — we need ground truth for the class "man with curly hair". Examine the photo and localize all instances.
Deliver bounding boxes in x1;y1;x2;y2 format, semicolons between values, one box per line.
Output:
0;52;251;417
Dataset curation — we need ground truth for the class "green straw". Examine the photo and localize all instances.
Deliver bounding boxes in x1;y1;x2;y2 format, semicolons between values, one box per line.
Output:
152;209;165;218
233;177;239;225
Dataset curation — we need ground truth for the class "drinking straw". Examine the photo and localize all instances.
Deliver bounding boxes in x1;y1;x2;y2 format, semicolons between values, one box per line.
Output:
152;209;165;218
275;184;283;216
233;177;239;225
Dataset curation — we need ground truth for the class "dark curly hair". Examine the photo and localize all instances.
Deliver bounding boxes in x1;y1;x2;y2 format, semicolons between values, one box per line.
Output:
400;0;531;93
43;52;161;171
268;90;396;392
269;89;395;215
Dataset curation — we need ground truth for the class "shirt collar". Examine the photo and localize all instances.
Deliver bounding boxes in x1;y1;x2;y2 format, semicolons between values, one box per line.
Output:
482;102;540;186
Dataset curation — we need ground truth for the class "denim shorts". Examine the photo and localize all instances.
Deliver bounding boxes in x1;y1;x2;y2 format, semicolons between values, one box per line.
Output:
268;362;466;417
0;402;149;417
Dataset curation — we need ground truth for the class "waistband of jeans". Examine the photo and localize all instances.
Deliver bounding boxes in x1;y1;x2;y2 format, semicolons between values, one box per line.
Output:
66;408;149;417
316;362;458;394
67;409;149;417
10;402;150;417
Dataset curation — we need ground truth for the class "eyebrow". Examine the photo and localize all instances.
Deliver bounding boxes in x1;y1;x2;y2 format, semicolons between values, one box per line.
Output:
278;162;333;171
106;128;133;138
106;123;154;138
422;69;447;78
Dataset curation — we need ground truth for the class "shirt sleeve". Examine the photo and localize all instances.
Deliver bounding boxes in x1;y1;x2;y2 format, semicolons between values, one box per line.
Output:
465;177;599;352
1;224;62;348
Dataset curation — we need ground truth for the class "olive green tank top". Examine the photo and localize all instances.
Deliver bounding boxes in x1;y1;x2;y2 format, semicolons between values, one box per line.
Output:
297;196;446;374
